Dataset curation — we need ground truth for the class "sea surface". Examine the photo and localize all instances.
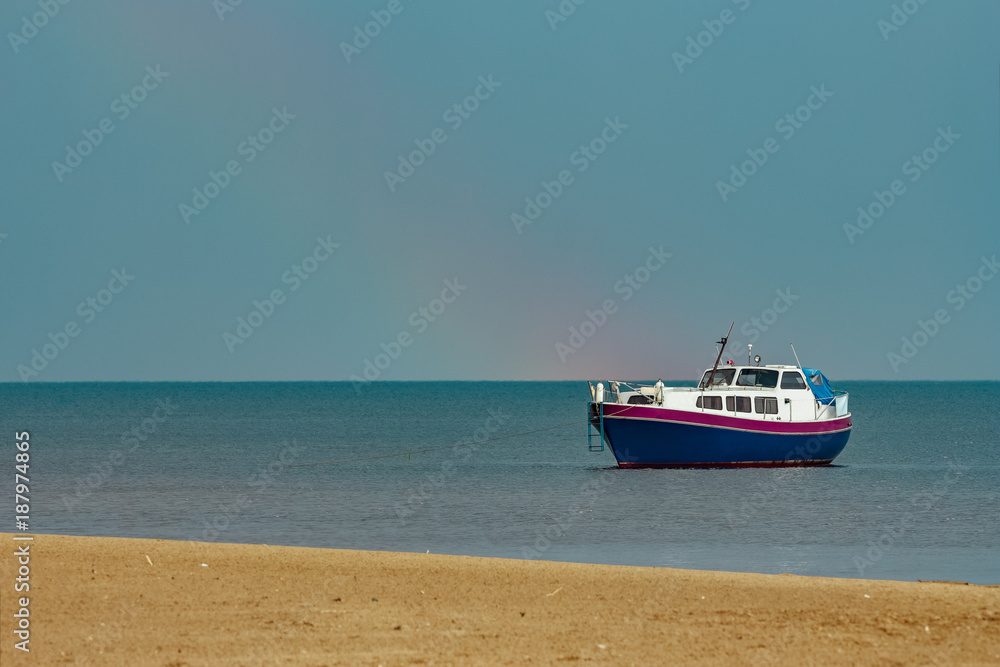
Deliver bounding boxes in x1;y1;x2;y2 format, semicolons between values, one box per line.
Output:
2;381;997;584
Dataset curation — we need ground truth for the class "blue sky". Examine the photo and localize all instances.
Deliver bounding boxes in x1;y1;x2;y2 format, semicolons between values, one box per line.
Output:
2;1;997;381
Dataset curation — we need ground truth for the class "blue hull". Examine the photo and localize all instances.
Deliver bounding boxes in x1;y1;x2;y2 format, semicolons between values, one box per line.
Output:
591;406;851;468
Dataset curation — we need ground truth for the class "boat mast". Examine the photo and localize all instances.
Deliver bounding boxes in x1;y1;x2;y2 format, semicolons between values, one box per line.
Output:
705;322;734;388
790;343;802;368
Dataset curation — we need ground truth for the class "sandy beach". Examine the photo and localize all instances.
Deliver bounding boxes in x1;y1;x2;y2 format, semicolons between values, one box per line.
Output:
0;533;996;665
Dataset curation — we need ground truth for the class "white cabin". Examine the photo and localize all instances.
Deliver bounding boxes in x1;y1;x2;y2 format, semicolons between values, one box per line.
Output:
602;365;848;423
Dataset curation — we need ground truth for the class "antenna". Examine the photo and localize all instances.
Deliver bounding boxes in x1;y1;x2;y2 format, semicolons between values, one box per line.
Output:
790;343;802;369
705;322;734;388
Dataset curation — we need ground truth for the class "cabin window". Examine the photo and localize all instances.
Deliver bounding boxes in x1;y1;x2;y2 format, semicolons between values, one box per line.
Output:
736;368;779;388
780;371;808;389
725;396;751;412
699;368;735;388
696;396;722;410
726;395;751;412
754;397;778;414
627;394;654;405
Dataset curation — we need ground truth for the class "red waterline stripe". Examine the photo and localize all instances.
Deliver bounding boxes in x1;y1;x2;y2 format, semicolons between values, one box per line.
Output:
617;459;835;469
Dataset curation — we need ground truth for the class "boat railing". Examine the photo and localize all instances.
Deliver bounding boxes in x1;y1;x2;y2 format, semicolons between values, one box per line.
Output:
813;390;849;418
833;390;849;417
589;380;656;404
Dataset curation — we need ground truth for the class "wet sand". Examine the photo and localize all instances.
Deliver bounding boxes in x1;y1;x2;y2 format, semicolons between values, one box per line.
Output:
0;533;997;665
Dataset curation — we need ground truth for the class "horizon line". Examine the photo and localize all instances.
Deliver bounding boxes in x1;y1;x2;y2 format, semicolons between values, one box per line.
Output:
1;379;997;384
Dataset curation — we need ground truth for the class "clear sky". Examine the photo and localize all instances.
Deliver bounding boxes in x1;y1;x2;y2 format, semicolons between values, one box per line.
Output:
2;1;997;382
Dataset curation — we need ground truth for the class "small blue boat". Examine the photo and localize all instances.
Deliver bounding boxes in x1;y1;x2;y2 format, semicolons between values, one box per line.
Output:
587;324;852;468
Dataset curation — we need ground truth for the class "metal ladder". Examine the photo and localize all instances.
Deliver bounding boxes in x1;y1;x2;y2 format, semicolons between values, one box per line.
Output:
587;401;605;452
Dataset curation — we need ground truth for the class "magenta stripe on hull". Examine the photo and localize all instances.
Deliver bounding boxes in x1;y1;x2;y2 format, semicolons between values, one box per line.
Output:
618;459;835;469
599;404;851;435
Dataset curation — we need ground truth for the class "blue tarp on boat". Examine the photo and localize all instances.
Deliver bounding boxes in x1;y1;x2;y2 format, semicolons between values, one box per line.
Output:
801;367;835;405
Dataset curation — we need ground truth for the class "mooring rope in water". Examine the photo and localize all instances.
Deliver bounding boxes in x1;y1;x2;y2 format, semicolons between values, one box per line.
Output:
287;419;587;468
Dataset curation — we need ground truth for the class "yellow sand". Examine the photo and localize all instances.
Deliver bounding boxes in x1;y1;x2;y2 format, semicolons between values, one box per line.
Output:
0;533;997;665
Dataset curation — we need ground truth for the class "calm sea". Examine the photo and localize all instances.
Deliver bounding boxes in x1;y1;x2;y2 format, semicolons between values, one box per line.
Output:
2;381;997;584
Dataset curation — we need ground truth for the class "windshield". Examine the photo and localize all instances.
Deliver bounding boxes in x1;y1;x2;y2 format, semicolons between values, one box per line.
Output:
735;368;779;388
699;368;736;388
